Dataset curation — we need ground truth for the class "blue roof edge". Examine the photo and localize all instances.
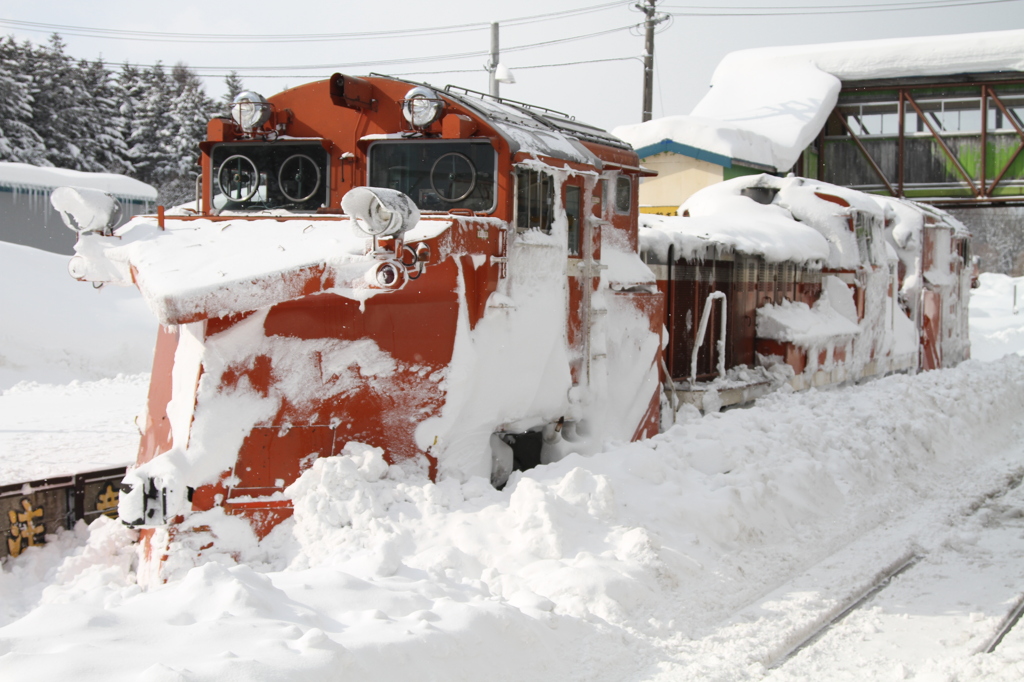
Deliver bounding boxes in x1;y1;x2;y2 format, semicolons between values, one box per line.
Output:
634;139;733;168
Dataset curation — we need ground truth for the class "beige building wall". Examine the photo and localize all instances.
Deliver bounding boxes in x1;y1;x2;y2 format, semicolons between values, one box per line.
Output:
638;153;724;214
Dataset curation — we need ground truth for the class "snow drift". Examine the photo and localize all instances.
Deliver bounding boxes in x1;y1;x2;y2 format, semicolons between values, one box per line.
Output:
0;241;156;390
1;354;1023;680
1;241;1024;679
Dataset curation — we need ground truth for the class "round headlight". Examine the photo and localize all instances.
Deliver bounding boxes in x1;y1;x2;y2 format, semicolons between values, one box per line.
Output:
341;186;420;237
231;91;271;132
401;86;444;129
367;260;406;289
369;200;394;231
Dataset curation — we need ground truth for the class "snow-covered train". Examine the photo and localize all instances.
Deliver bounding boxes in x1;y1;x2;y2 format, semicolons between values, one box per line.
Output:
643;174;973;414
55;74;972;569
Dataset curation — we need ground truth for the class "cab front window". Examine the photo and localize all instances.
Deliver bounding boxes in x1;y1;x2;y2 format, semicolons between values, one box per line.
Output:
368;141;496;212
211;142;329;212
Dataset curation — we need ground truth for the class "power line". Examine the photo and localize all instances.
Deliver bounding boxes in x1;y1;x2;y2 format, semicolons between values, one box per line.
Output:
387;55;641;77
660;0;1020;15
206;56;640;83
65;24;636;74
0;2;626;44
663;0;1007;7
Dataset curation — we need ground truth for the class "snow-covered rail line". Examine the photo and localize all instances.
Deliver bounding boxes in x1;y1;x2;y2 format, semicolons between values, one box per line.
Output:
769;552;923;669
763;468;1024;679
981;593;1024;654
963;468;1024;517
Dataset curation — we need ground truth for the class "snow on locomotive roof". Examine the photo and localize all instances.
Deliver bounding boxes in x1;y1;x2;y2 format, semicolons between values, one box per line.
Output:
635;29;1024;172
640;210;830;266
639;173;938;269
640;176;834;266
440;87;630;167
0;162;157;201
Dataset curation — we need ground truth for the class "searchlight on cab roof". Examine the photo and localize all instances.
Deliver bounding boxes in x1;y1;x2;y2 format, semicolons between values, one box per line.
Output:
401;86;445;129
230;91;272;132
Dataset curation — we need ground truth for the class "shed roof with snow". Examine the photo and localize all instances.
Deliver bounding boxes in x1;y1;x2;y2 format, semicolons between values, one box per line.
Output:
0;163;157;255
618;29;1024;174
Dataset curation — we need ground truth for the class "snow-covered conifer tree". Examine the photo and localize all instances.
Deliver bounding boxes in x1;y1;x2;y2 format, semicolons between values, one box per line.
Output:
159;62;219;205
76;57;129;174
26;34;91;170
20;35;68;167
0;36;45;164
128;62;174;189
223;70;244;115
115;62;146;177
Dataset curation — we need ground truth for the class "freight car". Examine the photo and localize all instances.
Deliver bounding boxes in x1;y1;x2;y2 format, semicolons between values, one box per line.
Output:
641;173;972;414
51;74;971;572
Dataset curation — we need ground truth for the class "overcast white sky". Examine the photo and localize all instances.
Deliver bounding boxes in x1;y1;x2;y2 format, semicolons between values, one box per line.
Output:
2;0;1022;132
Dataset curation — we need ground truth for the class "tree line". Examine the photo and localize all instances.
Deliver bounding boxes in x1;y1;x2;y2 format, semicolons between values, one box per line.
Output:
0;34;244;205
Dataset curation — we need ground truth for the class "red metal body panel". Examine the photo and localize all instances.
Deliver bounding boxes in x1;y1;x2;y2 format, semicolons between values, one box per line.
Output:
136;326;180;465
921;289;943;371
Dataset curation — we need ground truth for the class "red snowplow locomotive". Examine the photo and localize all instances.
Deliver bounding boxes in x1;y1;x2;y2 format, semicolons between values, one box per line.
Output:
63;74;665;552
56;74;971;569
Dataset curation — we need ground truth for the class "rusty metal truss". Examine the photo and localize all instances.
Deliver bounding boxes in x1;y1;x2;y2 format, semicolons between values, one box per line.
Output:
812;77;1024;207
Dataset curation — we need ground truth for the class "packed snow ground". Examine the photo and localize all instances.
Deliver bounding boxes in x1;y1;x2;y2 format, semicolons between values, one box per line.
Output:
970;272;1024;363
2;244;1024;680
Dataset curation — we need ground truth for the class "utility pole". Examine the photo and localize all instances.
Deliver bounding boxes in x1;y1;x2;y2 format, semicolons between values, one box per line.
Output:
638;0;664;122
490;22;500;97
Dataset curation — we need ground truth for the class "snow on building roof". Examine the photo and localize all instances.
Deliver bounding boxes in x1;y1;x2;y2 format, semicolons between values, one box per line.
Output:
0;162;157;201
612;115;778;170
723;28;1024;85
627;29;1024;173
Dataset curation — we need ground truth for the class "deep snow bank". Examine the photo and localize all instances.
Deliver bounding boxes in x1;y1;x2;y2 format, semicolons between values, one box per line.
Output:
0;374;148;485
2;355;1024;681
0;241;156;389
970;273;1024;362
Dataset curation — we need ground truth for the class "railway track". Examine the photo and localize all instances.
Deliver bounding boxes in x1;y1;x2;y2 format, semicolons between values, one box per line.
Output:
760;470;1024;679
649;466;1024;681
769;552;924;669
981;594;1024;654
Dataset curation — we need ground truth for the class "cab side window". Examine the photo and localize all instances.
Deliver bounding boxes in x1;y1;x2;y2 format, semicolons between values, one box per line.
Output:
613;175;632;215
516;167;555;233
566;185;582;256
